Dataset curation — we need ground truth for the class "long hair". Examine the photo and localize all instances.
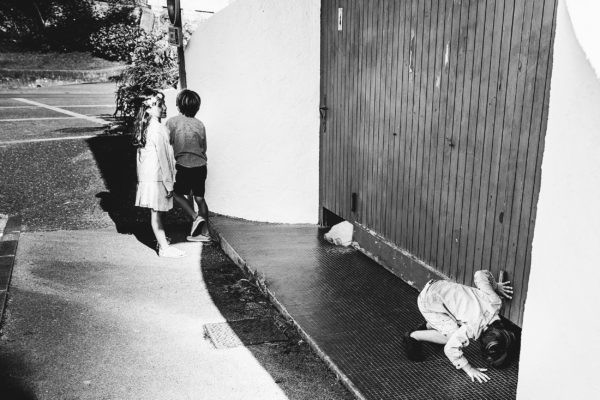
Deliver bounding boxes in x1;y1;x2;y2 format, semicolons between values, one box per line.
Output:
132;89;164;148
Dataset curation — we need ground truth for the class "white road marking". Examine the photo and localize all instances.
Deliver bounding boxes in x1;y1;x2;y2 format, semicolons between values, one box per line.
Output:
0;117;79;122
0;106;39;109
0;135;98;146
0;104;114;109
12;98;108;125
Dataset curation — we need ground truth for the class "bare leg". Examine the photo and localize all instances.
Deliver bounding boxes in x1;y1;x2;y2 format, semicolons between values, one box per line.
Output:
194;196;209;235
150;210;169;249
411;329;449;345
173;193;198;220
187;190;195;211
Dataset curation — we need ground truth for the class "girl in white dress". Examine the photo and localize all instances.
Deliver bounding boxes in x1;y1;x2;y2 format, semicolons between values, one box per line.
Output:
133;90;185;258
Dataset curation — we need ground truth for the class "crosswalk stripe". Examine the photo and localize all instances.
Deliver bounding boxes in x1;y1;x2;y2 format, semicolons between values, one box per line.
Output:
0;117;79;122
0;104;114;109
12;98;108;125
0;135;98;146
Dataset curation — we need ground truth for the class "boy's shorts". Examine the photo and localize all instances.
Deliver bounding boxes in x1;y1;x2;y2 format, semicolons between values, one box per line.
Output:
174;165;207;197
417;280;460;337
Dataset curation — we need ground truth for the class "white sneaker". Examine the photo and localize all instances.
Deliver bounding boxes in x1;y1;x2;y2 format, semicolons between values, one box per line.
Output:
190;216;204;236
158;246;186;258
186;234;212;243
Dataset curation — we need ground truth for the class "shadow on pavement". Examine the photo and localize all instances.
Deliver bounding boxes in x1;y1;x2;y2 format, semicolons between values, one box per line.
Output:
0;353;38;400
87;135;189;250
199;243;353;400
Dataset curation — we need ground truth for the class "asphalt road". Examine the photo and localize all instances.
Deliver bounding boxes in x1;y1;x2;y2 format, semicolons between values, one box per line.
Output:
0;83;351;400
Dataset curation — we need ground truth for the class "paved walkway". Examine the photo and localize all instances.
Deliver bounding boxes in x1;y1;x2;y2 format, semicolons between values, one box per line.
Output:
0;226;297;400
211;216;520;400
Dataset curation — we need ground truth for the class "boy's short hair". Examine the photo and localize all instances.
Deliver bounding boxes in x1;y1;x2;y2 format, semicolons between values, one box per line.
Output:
479;320;518;369
176;89;201;117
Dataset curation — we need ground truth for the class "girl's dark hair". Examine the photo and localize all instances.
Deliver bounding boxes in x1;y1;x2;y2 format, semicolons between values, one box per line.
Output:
132;89;164;148
479;320;518;369
176;89;201;117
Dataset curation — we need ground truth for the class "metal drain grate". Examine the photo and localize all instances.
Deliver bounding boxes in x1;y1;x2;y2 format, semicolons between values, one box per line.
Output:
204;318;288;349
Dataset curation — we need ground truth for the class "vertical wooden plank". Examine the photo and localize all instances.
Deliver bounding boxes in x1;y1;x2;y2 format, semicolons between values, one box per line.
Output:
488;0;526;281
445;0;474;280
323;0;333;213
339;0;348;218
380;0;397;238
458;0;490;284
473;0;507;272
383;0;401;238
362;1;376;226
429;0;453;266
353;0;363;223
358;0;372;225
376;1;388;231
364;0;377;227
342;0;353;220
406;0;425;251
373;0;390;234
326;0;335;216
425;0;448;265
350;0;362;224
464;0;496;281
418;0;440;259
335;0;344;217
517;0;557;324
495;0;535;318
479;0;516;276
436;0;462;277
450;0;480;282
332;0;341;216
409;0;431;257
500;0;542;320
391;0;410;244
398;0;418;248
318;0;325;222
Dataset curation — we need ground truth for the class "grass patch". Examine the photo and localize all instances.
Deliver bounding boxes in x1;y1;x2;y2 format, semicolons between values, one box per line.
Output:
0;51;125;71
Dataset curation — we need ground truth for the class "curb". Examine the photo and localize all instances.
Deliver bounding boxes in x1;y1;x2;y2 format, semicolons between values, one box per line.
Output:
0;66;126;88
213;228;368;400
0;215;22;328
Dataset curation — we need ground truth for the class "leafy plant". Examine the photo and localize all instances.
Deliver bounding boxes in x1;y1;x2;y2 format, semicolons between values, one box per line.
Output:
89;23;140;62
113;30;178;122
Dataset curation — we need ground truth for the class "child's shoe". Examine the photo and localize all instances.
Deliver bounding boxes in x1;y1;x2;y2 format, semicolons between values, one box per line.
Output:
190;216;204;236
158;245;186;258
403;332;424;361
186;234;212;243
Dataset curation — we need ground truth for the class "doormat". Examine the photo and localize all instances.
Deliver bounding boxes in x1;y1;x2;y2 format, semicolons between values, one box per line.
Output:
204;318;288;349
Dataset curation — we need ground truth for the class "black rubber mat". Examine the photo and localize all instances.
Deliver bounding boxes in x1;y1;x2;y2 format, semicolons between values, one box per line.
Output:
212;216;519;400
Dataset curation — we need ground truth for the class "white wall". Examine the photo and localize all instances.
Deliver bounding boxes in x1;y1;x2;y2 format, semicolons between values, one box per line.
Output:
517;1;600;398
165;0;321;223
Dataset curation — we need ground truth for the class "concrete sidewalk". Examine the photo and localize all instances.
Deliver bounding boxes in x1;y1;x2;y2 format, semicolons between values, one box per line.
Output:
211;216;520;400
0;226;314;400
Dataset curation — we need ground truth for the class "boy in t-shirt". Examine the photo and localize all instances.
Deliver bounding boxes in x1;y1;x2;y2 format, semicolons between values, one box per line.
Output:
404;270;518;383
165;89;210;242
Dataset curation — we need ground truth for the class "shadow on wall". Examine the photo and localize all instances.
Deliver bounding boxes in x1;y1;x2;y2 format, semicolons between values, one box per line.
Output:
86;135;190;250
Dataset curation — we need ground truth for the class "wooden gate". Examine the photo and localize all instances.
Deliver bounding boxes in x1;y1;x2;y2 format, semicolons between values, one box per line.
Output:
320;0;557;325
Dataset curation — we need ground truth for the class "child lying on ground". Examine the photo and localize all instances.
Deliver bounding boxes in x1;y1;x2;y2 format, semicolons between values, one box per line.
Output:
404;270;518;383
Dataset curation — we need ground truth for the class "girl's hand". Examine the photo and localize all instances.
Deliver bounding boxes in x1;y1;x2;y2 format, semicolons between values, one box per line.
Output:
497;281;513;299
167;191;173;198
463;364;490;383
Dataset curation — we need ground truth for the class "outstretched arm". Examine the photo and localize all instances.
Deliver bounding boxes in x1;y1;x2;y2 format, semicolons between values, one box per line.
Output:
474;270;513;300
462;364;490;383
444;325;491;384
496;280;513;299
